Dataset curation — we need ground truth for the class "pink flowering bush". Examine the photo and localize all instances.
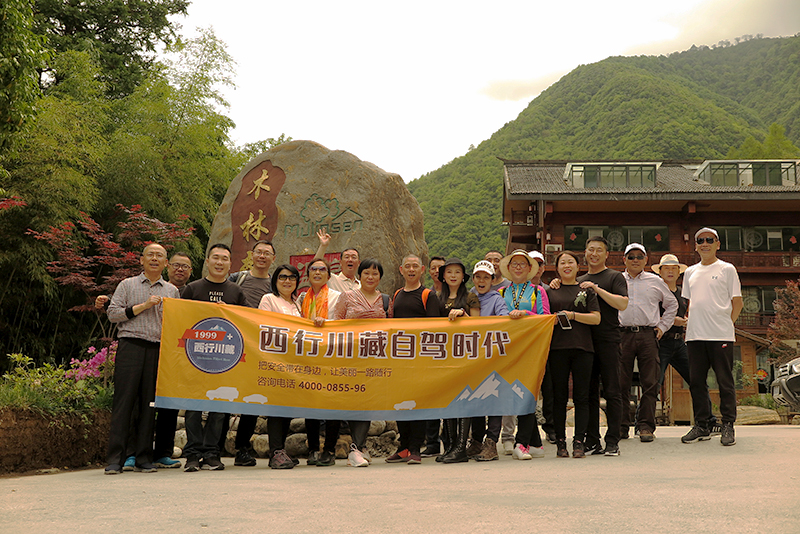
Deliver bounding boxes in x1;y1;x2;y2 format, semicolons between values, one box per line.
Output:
67;342;117;383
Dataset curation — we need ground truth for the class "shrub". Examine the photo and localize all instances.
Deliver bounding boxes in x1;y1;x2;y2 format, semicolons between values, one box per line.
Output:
0;353;113;419
739;393;779;410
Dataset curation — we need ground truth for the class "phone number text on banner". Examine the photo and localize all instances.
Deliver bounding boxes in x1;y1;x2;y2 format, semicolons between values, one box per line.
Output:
156;299;555;421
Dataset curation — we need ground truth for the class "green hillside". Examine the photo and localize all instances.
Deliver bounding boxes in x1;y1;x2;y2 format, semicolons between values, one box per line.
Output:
408;35;800;268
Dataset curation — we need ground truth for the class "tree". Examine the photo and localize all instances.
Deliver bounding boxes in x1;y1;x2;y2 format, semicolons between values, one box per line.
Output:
727;123;800;159
27;205;194;349
33;0;188;98
0;0;50;154
768;279;800;364
98;29;241;245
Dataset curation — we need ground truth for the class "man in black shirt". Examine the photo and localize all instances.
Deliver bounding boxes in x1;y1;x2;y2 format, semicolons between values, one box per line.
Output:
181;243;248;472
385;254;441;464
577;237;628;456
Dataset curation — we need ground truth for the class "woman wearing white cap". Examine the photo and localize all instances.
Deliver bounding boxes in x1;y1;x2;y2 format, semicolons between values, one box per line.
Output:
498;249;547;460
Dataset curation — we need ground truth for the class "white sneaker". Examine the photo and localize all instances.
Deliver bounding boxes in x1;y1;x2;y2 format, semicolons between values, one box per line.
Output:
503;441;514;455
529;446;545;458
512;443;532;460
347;444;369;467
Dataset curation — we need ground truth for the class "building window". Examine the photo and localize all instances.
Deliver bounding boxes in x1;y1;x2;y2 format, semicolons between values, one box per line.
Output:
565;226;669;252
752;162;783;186
703;163;739;186
717;227;800;252
571;164;656;189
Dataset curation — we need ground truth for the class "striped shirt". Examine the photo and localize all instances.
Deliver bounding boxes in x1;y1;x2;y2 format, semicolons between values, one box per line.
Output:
108;273;179;343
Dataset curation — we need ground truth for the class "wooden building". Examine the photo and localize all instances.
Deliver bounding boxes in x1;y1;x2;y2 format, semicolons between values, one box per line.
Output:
502;159;800;422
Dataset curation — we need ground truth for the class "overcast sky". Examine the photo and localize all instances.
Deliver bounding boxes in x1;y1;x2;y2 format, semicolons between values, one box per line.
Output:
175;0;800;182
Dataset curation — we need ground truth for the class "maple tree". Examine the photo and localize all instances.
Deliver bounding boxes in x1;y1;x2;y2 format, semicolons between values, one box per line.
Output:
28;204;193;342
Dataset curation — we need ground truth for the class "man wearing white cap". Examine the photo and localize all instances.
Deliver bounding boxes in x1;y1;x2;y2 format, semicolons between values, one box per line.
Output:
681;228;742;446
653;254;720;435
618;244;677;442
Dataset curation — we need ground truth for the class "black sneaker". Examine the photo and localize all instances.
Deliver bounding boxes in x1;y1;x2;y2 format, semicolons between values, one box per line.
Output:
681;426;711;443
104;464;122;475
620;427;630;439
720;422;736;446
546;432;557;444
201;456;225;470
420;445;440;457
604;444;620;457
584;440;604;455
184;457;201;472
133;462;157;473
234;448;257;467
709;422;723;436
316;450;336;466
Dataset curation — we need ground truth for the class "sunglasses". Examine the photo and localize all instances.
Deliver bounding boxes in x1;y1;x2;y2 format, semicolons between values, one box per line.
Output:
277;274;298;281
696;237;716;244
626;255;645;261
308;266;327;272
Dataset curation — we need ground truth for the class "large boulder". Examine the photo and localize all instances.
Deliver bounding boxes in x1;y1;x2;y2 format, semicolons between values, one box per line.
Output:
207;140;429;292
736;405;781;425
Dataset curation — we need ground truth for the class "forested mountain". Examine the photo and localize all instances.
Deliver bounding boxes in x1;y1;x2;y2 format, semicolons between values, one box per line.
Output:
408;35;800;268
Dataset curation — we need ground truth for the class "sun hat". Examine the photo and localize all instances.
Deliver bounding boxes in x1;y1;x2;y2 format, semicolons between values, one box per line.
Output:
651;254;688;274
499;249;539;281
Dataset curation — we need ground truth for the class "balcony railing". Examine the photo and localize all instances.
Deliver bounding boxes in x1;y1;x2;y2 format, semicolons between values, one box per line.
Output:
542;250;800;272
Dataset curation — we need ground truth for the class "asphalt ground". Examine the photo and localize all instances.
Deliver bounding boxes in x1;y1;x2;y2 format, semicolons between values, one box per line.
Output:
2;425;798;533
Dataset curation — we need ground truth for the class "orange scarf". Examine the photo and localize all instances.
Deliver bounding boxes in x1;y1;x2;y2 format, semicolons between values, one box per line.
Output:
301;284;329;320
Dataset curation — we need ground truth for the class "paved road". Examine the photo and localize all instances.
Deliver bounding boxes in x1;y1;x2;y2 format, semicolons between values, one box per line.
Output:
2;425;798;533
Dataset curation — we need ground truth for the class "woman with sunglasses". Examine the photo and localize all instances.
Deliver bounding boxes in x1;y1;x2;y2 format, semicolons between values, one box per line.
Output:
297;259;341;467
331;258;388;467
258;264;302;469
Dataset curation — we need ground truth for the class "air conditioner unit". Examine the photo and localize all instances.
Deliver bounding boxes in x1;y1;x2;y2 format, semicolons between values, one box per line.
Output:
526;215;534;226
544;244;562;253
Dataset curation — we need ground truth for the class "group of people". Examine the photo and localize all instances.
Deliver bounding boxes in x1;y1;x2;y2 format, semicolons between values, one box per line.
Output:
102;225;741;474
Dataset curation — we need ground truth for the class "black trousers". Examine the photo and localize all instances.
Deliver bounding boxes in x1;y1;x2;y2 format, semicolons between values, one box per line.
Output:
397;420;426;454
687;341;737;426
470;416;502;443
267;417;292;455
106;338;159;467
619;330;660;433
306;419;341;452
585;338;623;447
550;349;593;442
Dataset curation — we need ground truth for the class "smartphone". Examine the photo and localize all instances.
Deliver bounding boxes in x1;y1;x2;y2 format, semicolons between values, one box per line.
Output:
556;311;572;330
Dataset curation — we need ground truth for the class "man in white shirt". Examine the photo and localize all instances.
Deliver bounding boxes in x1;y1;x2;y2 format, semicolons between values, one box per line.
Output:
314;229;361;292
681;228;743;446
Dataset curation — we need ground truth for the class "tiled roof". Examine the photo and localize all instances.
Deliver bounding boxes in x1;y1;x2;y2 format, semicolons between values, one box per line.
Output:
503;160;800;197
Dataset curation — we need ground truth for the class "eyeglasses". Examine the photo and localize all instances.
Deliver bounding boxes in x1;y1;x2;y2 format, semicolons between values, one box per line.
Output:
696;237;716;244
170;263;191;271
144;252;166;259
277;274;298;281
626;255;645;261
253;250;274;257
308;266;327;272
509;262;530;269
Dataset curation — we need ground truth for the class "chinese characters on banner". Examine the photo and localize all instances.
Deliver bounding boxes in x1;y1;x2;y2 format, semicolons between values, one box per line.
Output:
156;299;556;421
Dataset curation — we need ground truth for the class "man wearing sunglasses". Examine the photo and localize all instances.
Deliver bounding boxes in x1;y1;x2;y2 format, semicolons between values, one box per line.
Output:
681;228;742;446
618;244;677;443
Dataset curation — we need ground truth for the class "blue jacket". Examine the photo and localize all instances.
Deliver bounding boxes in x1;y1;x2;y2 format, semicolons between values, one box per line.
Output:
477;290;510;317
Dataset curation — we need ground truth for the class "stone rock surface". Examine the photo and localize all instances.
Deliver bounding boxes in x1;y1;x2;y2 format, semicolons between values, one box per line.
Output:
736;406;781;425
206;140;429;292
174;429;187;450
368;420;386;436
285;432;309;457
289;418;306;433
252;434;270;457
